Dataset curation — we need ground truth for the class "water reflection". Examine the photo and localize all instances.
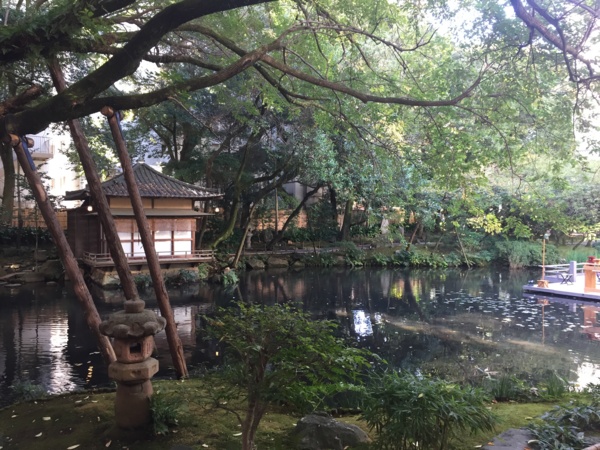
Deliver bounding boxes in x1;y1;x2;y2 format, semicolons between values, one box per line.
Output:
4;267;600;405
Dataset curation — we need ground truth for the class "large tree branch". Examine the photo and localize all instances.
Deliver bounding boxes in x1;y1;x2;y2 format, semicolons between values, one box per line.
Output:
510;0;599;82
1;15;281;135
0;85;43;115
192;24;486;107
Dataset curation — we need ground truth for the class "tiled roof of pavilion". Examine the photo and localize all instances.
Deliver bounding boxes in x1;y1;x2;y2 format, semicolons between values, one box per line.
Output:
65;163;222;200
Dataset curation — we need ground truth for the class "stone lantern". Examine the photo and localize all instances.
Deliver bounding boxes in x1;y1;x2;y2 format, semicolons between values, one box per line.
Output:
100;298;166;429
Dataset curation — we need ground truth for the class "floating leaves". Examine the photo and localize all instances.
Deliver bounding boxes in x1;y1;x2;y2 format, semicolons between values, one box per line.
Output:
67;445;80;449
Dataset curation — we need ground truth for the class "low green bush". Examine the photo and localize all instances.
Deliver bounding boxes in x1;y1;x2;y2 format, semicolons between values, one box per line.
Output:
133;273;152;290
494;240;560;268
528;400;600;449
222;268;239;285
150;390;184;435
362;371;496;450
197;263;210;280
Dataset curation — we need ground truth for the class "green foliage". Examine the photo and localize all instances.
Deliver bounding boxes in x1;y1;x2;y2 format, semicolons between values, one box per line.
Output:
221;268;239;286
393;249;449;268
494;240;560;268
362;371;497;450
0;226;53;246
10;380;46;401
528;399;600;450
541;372;570;400
133;273;152;290
368;252;392;266
302;252;336;267
482;375;529;402
337;241;366;267
164;269;198;286
203;301;372;449
562;247;598;263
150;390;183;436
197;263;210;280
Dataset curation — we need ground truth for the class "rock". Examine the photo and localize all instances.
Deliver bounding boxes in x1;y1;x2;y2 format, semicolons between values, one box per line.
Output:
266;257;289;268
246;257;266;270
332;255;346;266
38;259;64;281
34;250;48;262
90;268;121;290
16;272;46;283
291;260;306;269
292;412;371;450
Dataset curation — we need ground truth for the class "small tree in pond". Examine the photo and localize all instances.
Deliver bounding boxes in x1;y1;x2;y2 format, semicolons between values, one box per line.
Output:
204;301;372;450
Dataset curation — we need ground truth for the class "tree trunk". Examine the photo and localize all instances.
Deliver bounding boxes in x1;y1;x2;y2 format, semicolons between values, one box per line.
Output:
0;141;15;224
103;108;188;379
329;185;338;228
232;202;257;268
573;234;586;250
338;198;353;241
48;59;140;302
10;136;115;364
241;396;267;450
266;182;323;250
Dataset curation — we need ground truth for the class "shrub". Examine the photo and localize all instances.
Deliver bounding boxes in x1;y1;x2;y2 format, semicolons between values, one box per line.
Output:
482;374;528;402
494;240;560;268
541;371;570;400
362;371;496;450
369;252;391;266
528;401;600;449
222;268;239;286
338;241;365;267
133;273;152;290
150;390;183;435
197;263;210;280
203;301;372;450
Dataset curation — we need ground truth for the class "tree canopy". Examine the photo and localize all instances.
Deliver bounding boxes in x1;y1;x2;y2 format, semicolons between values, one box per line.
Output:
1;0;598;241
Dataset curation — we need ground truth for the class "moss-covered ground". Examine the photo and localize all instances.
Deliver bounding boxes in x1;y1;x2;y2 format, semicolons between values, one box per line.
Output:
0;379;562;450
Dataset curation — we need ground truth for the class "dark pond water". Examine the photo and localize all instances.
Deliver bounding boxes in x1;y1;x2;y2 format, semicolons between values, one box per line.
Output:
2;267;600;406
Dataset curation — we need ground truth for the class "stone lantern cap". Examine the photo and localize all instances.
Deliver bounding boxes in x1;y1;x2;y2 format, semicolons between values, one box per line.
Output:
100;298;166;339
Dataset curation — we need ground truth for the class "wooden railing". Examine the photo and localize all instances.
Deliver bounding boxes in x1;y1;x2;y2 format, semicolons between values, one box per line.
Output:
82;249;214;265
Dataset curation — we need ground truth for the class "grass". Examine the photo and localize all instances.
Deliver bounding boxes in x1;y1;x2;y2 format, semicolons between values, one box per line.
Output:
0;379;562;450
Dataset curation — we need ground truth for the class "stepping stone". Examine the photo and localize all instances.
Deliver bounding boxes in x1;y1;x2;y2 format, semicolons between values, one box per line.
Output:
482;428;534;449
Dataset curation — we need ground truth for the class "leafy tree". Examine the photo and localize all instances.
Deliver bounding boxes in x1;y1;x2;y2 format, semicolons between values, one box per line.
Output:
203;301;372;450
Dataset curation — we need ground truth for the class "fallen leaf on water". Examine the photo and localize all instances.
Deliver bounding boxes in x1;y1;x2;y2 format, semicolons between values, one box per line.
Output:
67;445;80;449
43;417;51;421
74;400;82;404
11;415;17;418
35;433;42;438
105;440;111;447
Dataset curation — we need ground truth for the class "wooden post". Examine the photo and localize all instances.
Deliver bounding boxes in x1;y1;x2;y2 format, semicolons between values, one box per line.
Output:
47;60;140;302
101;107;188;378
9;135;116;365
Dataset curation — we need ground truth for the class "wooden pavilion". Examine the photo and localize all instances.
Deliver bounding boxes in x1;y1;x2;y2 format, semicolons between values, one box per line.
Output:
64;163;222;268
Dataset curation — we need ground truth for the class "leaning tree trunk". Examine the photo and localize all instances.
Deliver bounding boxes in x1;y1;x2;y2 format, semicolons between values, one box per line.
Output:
10;135;116;364
48;59;140;303
103;107;188;379
0;141;15;223
267;183;323;250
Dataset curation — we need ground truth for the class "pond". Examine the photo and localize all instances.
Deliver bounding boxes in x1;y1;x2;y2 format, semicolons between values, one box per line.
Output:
2;267;600;406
